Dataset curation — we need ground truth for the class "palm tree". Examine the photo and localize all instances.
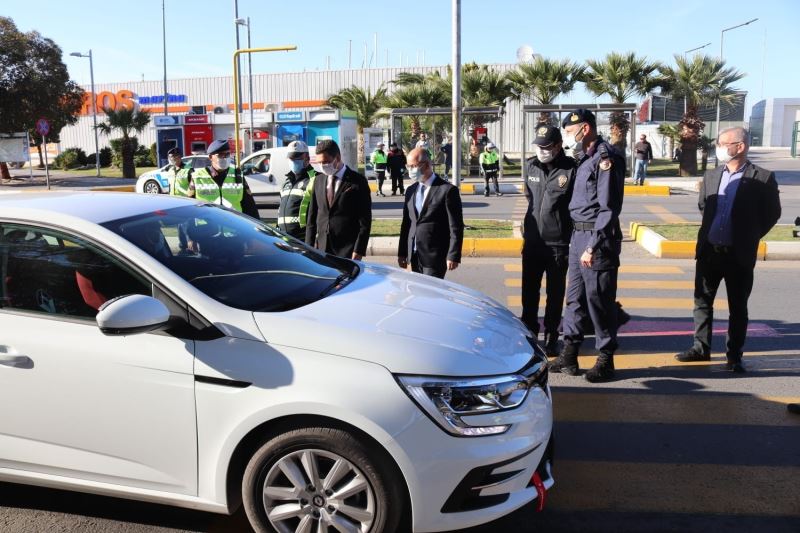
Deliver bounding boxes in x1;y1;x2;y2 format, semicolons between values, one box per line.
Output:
658;54;745;176
584;52;660;151
460;64;514;127
95;107;151;179
326;85;387;163
384;77;450;141
657;123;681;161
507;57;585;125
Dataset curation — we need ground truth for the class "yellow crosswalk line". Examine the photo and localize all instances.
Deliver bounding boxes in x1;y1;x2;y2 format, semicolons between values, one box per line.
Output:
644;204;690;223
558;351;790;370
504;264;687;274
617;297;726;309
554;392;800;427
503;279;695;290
549;461;800;516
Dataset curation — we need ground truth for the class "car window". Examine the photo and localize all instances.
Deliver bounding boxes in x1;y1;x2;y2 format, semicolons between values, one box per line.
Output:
192;157;210;169
0;225;151;319
243;154;270;175
102;204;357;312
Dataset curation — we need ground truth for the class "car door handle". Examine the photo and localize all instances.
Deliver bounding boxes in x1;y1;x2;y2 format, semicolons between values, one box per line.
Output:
0;353;34;369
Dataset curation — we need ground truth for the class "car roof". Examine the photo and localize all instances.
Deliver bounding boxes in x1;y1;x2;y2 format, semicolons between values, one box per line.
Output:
0;191;198;225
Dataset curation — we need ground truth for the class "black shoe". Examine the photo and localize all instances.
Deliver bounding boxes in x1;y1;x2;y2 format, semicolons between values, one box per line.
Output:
788;403;800;414
585;352;615;383
726;359;746;373
484;191;490;197
543;332;560;358
675;347;711;362
496;191;503;196
549;344;579;375
391;192;397;196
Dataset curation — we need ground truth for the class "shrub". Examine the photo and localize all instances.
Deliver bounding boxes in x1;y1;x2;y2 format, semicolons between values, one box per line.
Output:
53;147;88;170
149;143;157;166
134;144;155;167
98;147;112;167
109;137;138;168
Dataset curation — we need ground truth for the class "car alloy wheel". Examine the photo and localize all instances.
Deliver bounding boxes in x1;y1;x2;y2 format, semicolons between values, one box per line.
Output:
143;180;161;194
242;427;402;533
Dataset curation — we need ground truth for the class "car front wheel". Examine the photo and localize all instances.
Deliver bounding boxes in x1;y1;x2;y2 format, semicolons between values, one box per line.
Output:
242;427;402;533
143;179;161;194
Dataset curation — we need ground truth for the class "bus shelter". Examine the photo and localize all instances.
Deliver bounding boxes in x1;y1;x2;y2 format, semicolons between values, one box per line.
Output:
521;103;638;179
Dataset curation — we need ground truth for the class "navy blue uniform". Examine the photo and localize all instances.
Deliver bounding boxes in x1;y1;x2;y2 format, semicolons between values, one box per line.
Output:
562;137;625;353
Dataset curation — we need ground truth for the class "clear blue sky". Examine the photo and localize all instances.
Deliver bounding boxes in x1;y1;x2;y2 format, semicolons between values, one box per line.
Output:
6;0;798;112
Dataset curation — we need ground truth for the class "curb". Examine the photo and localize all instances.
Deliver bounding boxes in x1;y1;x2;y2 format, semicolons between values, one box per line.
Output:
89;185;135;192
367;236;522;257
629;222;788;260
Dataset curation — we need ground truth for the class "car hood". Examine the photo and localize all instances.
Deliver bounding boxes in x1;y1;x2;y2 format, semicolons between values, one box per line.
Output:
253;262;534;376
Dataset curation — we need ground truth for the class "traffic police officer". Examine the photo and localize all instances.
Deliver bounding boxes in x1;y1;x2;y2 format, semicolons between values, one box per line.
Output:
370;142;388;196
479;142;502;196
172;139;259;218
521;125;576;356
277;140;317;239
549;109;625;383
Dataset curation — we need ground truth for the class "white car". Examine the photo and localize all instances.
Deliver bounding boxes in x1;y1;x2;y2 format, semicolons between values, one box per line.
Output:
0;192;553;533
240;147;294;200
135;155;211;195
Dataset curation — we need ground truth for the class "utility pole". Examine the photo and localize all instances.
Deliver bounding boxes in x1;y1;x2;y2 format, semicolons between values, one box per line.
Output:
161;0;168;116
348;39;352;69
451;0;462;187
233;0;243;113
682;42;711;114
715;18;758;138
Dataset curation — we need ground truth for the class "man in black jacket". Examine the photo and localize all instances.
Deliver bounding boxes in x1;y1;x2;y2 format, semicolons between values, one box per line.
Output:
521;125;575;355
386;142;407;195
305;140;372;260
675;127;781;373
398;148;464;278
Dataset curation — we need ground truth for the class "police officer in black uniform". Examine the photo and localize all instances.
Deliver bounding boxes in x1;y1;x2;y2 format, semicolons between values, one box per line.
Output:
277;140;316;240
521;125;575;356
549;109;626;383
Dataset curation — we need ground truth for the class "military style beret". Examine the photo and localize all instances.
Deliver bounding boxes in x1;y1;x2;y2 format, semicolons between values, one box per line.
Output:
207;139;231;156
561;108;596;128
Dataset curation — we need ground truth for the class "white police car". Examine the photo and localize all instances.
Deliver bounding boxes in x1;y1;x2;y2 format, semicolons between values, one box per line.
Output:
135;155;211;194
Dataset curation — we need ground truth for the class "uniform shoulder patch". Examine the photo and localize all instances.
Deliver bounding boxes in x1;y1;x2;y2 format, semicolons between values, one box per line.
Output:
558;175;568;188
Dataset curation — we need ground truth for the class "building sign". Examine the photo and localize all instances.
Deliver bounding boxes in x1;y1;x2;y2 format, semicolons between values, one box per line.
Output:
153;115;179;126
139;94;187;105
184;114;210;124
276;111;305;122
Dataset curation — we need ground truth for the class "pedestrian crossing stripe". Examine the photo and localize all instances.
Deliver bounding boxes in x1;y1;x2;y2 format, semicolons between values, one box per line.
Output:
549;461;800;516
547;351;789;370
553;392;800;427
503;264;686;274
505;295;726;310
644;203;690;224
504;279;695;290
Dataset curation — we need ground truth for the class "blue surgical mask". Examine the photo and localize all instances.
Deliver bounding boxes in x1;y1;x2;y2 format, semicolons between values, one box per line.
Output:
290;160;306;174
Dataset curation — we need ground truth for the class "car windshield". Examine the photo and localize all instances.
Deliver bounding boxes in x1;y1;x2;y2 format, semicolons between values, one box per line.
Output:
102;204;357;312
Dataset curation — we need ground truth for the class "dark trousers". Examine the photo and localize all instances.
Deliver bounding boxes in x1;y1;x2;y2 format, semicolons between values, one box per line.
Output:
563;231;619;353
521;245;568;338
692;247;754;360
411;253;446;279
376;170;386;192
390;171;404;194
484;171;499;193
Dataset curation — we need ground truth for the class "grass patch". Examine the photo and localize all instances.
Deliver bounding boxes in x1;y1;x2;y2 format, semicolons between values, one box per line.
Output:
371;218;513;238
61;166;157;178
647;223;797;242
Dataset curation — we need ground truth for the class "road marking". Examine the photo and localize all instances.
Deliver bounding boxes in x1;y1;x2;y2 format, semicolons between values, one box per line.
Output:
505;296;724;310
549;461;800;516
644;204;690;223
554;392;800;427
504;264;687;274
503;279;694;290
555;351;794;370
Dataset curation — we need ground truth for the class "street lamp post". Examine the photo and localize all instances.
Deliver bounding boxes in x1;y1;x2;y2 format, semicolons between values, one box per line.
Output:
235;17;254;155
715;18;758;138
233;0;243;113
683;42;712;114
70;50;100;178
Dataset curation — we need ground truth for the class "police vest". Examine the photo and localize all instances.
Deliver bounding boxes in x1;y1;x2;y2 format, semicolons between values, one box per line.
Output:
371;150;387;166
172;167;193;197
480;151;500;170
277;169;317;230
193;167;244;212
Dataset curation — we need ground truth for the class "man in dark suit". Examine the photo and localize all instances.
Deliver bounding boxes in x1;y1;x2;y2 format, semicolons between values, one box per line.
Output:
305;140;372;260
398;147;464;278
675;127;781;373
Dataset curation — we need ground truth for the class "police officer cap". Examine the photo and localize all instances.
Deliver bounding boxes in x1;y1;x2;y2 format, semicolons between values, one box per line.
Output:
287;140;309;158
167;147;182;157
562;108;596;128
486;142;495;149
207;139;231;156
532;125;562;146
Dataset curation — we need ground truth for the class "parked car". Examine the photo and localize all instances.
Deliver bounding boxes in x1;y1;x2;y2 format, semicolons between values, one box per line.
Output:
239;146;294;200
135;155;210;194
0;192;553;533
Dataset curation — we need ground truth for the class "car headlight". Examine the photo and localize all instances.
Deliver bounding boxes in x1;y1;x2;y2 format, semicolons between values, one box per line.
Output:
397;353;548;437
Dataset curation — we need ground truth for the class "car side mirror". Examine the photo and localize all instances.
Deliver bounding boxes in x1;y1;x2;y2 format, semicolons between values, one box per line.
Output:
96;294;171;336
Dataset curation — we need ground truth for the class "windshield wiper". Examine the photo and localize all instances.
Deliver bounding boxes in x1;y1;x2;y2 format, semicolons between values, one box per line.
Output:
319;271;353;298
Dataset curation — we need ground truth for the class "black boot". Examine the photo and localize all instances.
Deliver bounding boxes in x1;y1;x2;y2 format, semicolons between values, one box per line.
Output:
549;343;579;375
543;332;560;358
585;351;615;383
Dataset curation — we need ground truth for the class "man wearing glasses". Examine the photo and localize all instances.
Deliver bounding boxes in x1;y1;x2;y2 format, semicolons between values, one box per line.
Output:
675;127;781;373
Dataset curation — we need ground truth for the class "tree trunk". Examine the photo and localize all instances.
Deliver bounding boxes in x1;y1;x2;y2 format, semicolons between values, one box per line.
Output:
37;144;44;169
700;151;708;172
0;162;11;181
609;111;630;153
679;142;698;176
357;126;365;168
122;138;135;179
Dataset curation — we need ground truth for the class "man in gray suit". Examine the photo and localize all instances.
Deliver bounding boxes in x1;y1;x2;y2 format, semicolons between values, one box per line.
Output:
398;148;464;278
675;127;781;373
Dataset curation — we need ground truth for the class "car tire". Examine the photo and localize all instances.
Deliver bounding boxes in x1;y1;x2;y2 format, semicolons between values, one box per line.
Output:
242;427;403;533
143;179;162;194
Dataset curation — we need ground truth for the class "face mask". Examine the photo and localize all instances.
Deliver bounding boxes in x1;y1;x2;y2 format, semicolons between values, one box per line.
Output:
407;167;420;181
214;157;230;170
715;145;735;164
562;125;585;150
290;160;306;174
535;146;556;163
321;162;340;176
169;157;181;167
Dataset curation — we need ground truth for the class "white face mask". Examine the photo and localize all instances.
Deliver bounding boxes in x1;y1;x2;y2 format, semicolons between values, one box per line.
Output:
169;157;181;167
535;146;556;163
407;167;420;181
562;125;585;150
214;157;230;170
321;161;339;176
715;145;735;165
